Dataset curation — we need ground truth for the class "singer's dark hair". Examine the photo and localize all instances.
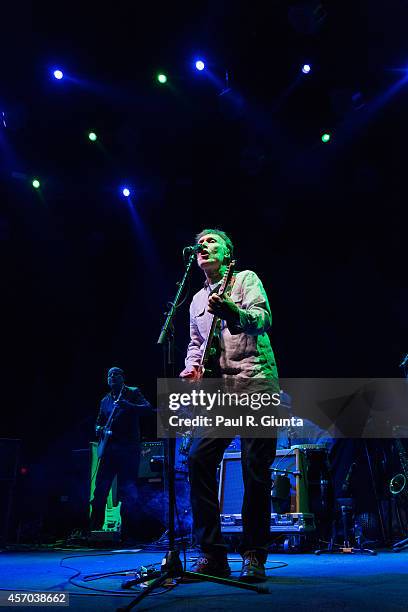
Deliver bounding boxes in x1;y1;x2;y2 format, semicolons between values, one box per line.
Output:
108;367;124;377
195;228;234;262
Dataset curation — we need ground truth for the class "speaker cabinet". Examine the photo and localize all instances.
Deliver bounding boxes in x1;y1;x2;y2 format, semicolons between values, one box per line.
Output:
218;448;309;517
138;441;164;480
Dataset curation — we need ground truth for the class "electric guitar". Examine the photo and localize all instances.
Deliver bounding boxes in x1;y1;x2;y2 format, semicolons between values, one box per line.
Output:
96;386;124;459
198;260;236;379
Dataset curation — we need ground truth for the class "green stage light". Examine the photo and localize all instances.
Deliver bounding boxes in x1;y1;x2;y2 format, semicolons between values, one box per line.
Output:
88;132;97;142
321;132;331;143
157;73;168;84
32;179;40;189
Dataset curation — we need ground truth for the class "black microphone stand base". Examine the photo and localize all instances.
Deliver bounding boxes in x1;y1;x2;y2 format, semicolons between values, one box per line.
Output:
118;549;269;611
315;545;376;556
315;498;377;556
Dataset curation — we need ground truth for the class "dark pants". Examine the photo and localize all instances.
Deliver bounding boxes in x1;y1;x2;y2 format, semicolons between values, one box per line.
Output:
90;443;140;538
188;437;277;561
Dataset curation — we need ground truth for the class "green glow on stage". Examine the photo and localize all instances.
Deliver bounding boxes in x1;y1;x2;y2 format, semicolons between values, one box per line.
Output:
157;73;168;84
88;132;97;141
321;132;331;143
32;179;41;189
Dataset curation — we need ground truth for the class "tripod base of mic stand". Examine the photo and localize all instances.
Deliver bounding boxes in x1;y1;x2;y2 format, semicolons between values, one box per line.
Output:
118;549;269;611
316;499;377;556
315;544;376;556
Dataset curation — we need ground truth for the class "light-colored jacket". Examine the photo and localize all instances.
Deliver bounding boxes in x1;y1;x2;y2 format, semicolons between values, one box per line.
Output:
185;270;278;379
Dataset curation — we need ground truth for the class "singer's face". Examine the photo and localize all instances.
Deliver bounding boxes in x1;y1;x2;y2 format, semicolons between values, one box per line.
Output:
196;233;229;272
107;370;124;388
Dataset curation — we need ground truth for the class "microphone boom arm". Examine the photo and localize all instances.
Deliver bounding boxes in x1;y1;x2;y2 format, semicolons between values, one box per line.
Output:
157;250;196;346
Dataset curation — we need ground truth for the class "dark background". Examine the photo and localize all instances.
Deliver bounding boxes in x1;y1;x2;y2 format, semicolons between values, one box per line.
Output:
0;1;407;536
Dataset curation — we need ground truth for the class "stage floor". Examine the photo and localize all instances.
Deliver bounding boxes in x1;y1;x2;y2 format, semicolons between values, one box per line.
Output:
1;547;407;611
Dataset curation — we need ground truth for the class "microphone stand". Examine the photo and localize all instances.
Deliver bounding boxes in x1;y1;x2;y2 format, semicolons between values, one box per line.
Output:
118;251;267;611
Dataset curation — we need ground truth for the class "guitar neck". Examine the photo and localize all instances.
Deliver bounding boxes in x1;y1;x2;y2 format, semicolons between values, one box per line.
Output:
199;260;236;371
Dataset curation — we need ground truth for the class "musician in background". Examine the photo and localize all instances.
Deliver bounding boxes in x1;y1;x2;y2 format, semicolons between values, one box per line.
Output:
90;367;151;539
179;229;279;582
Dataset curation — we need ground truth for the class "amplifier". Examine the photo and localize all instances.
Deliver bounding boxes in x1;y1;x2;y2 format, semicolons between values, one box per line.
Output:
139;441;164;480
219;449;312;533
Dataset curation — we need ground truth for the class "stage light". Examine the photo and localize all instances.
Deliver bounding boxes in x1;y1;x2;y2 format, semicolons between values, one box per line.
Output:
88;132;97;142
157;73;167;84
302;64;311;74
53;69;64;80
195;60;205;71
32;179;41;189
122;187;131;197
321;132;331;143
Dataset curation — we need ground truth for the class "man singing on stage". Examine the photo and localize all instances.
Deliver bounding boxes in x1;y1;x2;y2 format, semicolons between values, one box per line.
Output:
90;367;151;541
179;228;279;581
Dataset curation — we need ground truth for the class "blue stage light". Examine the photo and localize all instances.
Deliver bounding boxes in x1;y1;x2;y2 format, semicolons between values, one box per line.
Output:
122;188;131;197
53;69;64;80
302;64;311;74
195;60;205;71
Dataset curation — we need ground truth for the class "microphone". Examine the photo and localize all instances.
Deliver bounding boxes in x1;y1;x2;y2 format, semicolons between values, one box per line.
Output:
183;244;204;253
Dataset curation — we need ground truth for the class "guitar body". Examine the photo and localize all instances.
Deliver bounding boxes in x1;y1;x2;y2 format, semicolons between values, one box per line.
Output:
198;334;222;379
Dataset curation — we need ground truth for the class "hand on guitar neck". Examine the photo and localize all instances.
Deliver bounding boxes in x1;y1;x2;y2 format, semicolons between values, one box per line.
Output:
207;292;240;323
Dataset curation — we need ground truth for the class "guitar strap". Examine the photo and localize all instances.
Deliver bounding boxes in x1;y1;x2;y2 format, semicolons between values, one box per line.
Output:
111;385;124;414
